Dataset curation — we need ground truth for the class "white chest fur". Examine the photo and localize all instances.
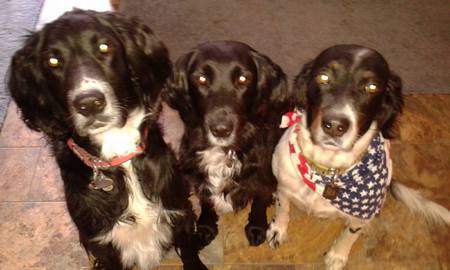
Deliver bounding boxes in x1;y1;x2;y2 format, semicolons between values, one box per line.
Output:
197;147;242;214
92;109;180;269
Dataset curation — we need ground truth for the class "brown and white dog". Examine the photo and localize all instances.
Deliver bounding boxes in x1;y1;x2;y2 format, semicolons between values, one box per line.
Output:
266;44;450;270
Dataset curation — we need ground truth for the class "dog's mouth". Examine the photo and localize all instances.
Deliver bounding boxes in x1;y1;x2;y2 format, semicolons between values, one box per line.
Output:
70;97;122;137
320;139;342;150
206;128;236;147
85;117;116;134
312;130;359;151
204;107;239;147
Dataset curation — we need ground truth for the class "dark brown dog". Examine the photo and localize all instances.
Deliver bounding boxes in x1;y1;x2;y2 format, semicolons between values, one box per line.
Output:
164;40;290;247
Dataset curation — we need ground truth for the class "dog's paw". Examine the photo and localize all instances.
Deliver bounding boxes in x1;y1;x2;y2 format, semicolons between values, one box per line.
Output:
266;222;287;249
194;224;218;248
245;223;267;246
324;249;348;270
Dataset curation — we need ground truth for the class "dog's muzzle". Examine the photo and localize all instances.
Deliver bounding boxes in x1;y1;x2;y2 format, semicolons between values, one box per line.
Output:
205;106;238;146
206;107;237;139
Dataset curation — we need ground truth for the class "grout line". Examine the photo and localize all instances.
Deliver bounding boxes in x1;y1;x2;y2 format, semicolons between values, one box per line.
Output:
0;146;45;149
0;201;66;204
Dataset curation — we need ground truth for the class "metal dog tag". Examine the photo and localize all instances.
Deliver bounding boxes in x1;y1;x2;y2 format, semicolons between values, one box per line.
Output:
226;149;237;168
323;169;339;199
89;167;114;192
323;183;340;199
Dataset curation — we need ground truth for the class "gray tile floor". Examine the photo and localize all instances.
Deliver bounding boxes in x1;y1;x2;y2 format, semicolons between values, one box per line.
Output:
0;0;43;130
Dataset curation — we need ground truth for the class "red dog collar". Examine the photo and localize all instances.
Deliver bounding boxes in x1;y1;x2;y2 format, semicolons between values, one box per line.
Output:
67;128;147;170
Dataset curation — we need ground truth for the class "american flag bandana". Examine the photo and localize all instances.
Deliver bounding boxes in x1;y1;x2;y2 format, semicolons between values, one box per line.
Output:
283;112;392;219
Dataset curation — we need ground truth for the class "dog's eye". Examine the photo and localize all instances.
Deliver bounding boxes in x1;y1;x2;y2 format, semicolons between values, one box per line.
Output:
98;43;110;54
237;75;249;86
365;83;378;93
48;57;60;68
196;75;208;86
317;73;330;85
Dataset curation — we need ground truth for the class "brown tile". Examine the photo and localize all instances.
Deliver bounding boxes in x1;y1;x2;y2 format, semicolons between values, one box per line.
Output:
0;103;45;147
293;265;328;270
154;266;182;270
222;205;343;265
0;147;40;202
0;202;87;269
221;194;446;267
390;143;450;208
359;197;441;263
398;95;450;144
345;260;441;270
428;224;450;268
218;265;296;270
28;146;65;202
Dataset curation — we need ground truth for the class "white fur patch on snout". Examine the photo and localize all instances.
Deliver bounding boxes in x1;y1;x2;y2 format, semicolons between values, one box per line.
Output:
70;76;121;136
312;103;358;150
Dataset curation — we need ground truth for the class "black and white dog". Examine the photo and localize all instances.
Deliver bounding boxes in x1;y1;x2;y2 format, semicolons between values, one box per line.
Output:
266;44;450;270
8;10;206;270
164;41;290;247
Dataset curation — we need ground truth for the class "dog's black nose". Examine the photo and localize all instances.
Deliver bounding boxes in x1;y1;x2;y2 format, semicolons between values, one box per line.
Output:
322;116;350;137
210;123;233;138
73;91;106;116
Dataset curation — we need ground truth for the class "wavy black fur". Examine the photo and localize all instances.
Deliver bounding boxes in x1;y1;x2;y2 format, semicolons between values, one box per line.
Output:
8;9;206;270
164;40;291;247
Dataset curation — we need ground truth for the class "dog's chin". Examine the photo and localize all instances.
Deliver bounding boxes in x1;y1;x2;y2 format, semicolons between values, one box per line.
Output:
312;135;356;152
74;114;121;138
207;131;236;148
86;121;115;135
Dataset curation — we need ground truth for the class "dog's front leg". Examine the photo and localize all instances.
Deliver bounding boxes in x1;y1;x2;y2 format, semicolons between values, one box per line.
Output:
194;199;219;248
266;191;291;248
173;212;208;270
245;194;272;246
324;218;367;270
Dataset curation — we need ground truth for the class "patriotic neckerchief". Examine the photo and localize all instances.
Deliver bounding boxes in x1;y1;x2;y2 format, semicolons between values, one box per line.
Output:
281;111;392;219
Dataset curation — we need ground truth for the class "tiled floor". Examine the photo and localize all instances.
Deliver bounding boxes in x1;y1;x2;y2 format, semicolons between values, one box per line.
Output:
0;95;449;270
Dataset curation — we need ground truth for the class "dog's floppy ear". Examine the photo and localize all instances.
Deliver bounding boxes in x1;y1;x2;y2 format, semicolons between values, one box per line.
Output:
95;12;171;109
377;71;404;138
8;33;69;139
292;60;314;110
250;51;289;121
163;51;199;127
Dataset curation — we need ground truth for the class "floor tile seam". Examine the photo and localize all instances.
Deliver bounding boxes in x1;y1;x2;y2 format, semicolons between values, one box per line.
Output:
216;262;322;265
213;258;443;265
0;200;66;205
0;145;43;150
